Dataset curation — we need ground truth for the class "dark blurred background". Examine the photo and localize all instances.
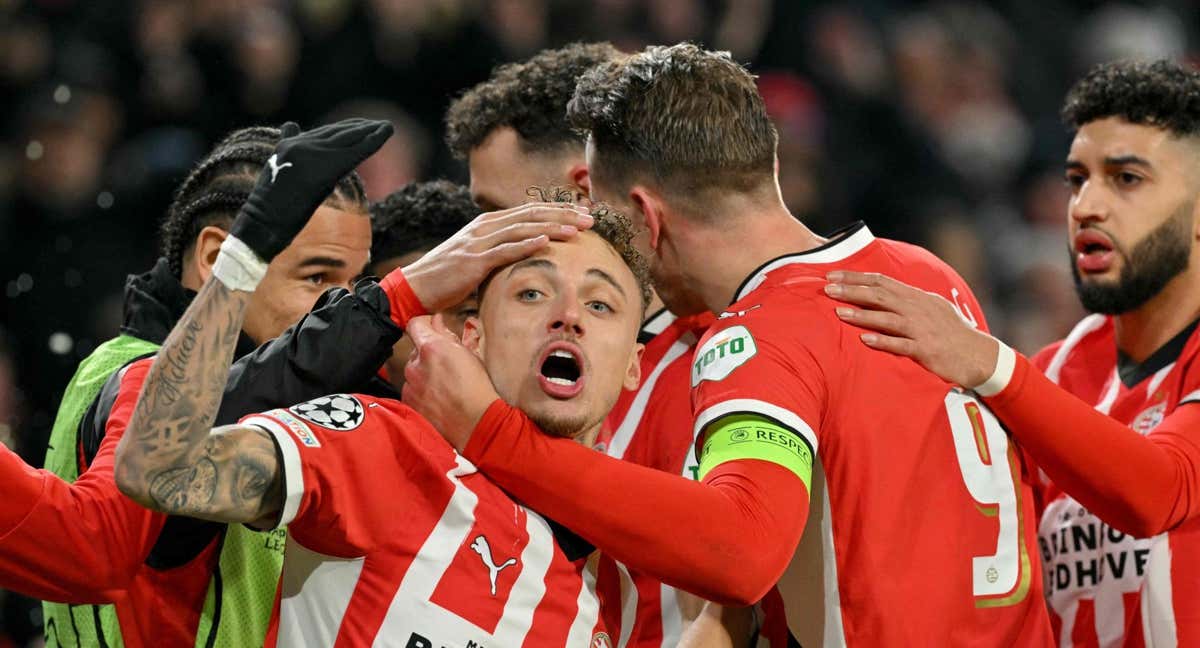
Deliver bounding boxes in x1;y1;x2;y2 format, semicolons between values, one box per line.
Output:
0;0;1197;643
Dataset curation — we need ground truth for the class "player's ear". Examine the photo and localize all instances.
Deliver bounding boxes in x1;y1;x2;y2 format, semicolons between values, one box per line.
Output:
190;226;229;286
623;341;644;391
630;186;663;251
461;316;485;360
569;162;591;198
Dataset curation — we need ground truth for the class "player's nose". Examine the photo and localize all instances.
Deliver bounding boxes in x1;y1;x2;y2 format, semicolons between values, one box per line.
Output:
1069;181;1108;224
547;294;583;337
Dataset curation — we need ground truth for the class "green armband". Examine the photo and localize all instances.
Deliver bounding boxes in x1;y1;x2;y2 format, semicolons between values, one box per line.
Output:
697;414;814;490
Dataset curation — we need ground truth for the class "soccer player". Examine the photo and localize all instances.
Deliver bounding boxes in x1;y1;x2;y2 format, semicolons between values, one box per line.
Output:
0;122;590;647
401;43;1056;645
824;59;1200;646
367;180;481;390
1;120;383;648
111;154;652;645
447;42;727;646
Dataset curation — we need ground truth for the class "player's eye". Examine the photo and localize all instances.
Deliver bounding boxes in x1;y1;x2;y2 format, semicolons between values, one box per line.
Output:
586;300;613;314
304;273;327;286
517;288;545;302
1064;173;1085;190
457;307;479;321
1115;171;1142;188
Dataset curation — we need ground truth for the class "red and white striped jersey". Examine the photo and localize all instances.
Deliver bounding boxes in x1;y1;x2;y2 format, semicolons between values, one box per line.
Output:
594;310;713;648
1031;314;1200;647
244;394;609;647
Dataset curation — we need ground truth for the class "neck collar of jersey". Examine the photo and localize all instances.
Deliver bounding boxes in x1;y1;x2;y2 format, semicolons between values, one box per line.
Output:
732;221;874;304
1116;317;1200;388
638;307;677;344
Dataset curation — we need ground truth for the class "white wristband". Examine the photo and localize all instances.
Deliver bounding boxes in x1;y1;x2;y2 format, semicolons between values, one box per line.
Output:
972;339;1016;397
212;234;268;292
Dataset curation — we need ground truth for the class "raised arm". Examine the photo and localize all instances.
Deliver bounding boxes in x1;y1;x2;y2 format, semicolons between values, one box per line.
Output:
401;317;811;606
115;119;393;524
825;270;1200;536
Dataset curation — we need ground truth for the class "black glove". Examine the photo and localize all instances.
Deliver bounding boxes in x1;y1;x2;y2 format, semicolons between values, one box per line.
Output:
230;118;393;263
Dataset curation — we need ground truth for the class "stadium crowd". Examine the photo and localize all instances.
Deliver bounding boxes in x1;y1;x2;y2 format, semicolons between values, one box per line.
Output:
2;0;1200;645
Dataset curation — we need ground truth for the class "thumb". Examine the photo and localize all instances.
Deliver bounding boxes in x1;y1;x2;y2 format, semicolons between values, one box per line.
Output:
430;312;459;342
405;315;437;350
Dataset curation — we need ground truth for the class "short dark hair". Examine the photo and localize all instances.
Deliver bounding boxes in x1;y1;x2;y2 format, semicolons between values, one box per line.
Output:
1062;60;1200;136
369;180;479;268
161;125;368;277
567;43;778;213
445;42;622;159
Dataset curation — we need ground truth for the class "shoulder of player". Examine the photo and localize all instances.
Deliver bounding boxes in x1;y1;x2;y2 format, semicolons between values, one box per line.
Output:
251;394;455;457
1037;314;1114;376
1175;323;1200;396
288;393;413;428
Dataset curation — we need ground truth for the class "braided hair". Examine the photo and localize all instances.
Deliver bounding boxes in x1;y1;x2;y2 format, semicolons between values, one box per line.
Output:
160;125;369;278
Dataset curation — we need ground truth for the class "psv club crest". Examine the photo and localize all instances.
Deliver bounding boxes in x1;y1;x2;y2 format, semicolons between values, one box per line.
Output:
1132;401;1167;435
289;394;365;431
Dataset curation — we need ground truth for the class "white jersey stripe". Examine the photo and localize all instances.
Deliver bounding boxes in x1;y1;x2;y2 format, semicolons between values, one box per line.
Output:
658;581;683;648
1142;536;1178;648
1060;600;1078;648
614;561;638;648
641;310;677;337
375;456;482;646
608;338;693;460
492;512;554;646
245;416;305;528
1094;573;1127;646
1096;369;1121;415
820;474;845;648
565;557;602;646
1147;364;1176;397
1045;314;1107;384
276;541;365;647
1180;388;1200;406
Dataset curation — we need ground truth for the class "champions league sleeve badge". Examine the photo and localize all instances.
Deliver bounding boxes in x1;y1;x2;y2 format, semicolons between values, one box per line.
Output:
289;394;365;431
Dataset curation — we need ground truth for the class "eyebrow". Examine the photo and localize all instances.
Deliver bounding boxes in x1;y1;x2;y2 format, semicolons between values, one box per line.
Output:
506;259;629;298
1108;155;1155;169
586;268;627;298
297;256;348;269
1067;155;1154;171
506;258;556;277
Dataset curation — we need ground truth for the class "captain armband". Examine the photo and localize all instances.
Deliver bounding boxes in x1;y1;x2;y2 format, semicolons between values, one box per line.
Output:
697;414;814;490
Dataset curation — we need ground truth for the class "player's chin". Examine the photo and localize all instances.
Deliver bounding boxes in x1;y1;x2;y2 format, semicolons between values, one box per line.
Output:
524;399;592;439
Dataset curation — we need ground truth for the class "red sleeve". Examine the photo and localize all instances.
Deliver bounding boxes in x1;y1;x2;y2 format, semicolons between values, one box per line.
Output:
0;359;167;602
379;269;428;329
462;400;809;607
1020;339;1066;515
689;306;825;460
243;395;415;557
984;353;1200;536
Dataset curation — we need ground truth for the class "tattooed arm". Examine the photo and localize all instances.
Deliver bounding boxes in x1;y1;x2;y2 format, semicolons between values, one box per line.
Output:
114;279;284;525
115;119;393;525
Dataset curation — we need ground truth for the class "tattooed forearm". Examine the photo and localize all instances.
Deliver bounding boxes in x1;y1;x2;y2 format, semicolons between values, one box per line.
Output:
116;278;283;524
144;426;282;523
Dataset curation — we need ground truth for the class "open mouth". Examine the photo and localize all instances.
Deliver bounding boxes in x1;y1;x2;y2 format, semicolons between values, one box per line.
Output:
1074;229;1116;273
538;344;585;398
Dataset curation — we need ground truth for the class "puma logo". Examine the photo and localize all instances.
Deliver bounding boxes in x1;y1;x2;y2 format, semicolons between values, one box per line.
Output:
267;154;293;183
470;535;517;596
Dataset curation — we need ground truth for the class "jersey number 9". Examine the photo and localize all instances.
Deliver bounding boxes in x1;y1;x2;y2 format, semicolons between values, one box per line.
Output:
945;390;1033;608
